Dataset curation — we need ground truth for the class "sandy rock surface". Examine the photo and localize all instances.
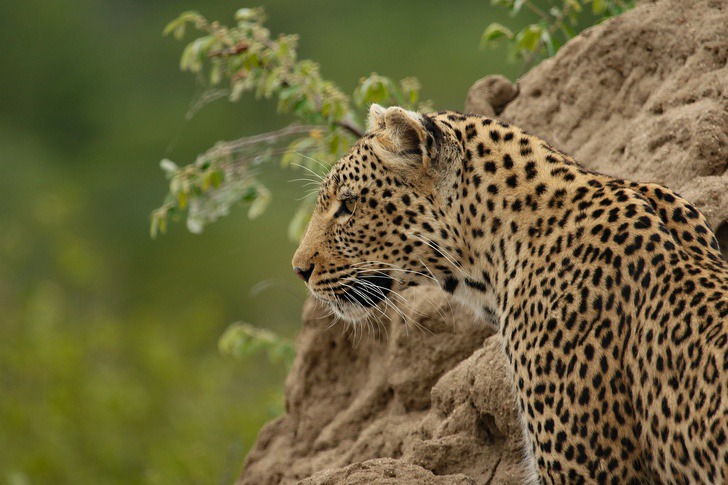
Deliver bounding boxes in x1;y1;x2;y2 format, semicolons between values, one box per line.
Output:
240;0;728;482
299;458;475;485
239;288;516;484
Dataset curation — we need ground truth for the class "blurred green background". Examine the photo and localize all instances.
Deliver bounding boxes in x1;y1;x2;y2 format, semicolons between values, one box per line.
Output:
0;1;524;482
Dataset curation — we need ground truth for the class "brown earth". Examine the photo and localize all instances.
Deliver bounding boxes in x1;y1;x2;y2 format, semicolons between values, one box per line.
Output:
238;0;728;482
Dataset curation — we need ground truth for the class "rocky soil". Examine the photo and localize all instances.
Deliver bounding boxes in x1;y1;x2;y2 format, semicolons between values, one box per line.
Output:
239;0;728;482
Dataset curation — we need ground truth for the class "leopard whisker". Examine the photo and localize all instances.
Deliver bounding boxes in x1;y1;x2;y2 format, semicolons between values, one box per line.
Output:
339;281;394;324
351;261;451;324
354;277;437;325
412;233;472;280
291;162;326;182
352;263;438;283
345;275;408;305
351;278;429;335
417;258;457;324
294;152;332;175
288;177;324;187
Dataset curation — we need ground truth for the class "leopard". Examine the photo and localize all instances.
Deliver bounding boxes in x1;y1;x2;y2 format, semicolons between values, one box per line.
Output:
292;104;728;484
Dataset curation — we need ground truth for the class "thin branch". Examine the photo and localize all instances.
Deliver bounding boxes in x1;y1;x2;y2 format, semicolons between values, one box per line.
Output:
221;123;322;150
523;0;550;20
208;42;249;57
336;119;364;138
519;1;574;77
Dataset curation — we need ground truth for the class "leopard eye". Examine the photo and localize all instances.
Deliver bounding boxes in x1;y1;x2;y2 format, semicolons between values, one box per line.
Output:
334;197;356;218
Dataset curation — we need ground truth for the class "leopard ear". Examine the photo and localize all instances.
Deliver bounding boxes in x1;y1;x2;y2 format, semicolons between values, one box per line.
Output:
367;103;387;132
380;106;441;171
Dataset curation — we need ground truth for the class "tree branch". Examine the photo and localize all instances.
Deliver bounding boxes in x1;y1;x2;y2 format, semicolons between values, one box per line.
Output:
221;123;322;150
335;119;364;138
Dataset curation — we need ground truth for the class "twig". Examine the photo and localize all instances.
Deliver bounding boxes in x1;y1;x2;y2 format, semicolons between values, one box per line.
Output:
336;119;364;138
221;123;322;149
523;0;549;19
208;42;249;57
519;0;574;77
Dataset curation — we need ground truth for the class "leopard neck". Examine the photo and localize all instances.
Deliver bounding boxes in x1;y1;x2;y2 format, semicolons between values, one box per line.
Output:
440;123;598;325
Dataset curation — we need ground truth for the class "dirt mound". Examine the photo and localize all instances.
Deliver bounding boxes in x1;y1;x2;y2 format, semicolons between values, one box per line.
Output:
239;0;728;482
239;289;521;484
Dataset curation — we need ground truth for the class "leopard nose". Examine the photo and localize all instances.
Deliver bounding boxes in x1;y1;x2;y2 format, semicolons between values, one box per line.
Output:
293;264;315;283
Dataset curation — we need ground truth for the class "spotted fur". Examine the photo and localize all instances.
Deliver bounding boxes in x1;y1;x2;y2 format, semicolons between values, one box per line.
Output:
292;105;728;484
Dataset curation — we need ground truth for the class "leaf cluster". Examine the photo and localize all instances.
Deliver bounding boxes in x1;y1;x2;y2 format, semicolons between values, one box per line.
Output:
481;0;634;73
218;322;295;368
153;8;429;240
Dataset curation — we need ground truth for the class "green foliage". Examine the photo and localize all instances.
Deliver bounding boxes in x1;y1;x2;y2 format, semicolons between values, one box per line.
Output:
219;322;295;368
0;1;519;483
217;323;295;417
481;0;634;71
152;8;429;241
0;284;276;484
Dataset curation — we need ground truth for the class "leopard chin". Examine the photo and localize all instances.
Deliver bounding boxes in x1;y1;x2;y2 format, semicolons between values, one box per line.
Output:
341;274;393;306
328;300;375;323
330;274;393;323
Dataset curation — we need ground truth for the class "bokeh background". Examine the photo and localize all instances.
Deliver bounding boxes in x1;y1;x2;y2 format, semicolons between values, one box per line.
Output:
0;1;527;482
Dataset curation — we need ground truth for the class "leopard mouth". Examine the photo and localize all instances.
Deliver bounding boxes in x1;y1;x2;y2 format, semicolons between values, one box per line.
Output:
340;274;393;308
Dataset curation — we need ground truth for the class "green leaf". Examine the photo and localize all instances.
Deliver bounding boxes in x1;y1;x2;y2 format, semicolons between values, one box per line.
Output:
160;158;179;174
592;0;606;14
219;322;295;367
241;184;258;202
201;170;223;192
287;199;313;242
398;77;421;108
179;37;205;72
562;22;577;38
209;62;222;85
247;186;270;219
235;8;261;22
515;24;544;53
480;23;514;48
354;74;399;106
163;11;201;40
209;170;223;188
565;0;584;13
150;214;160;239
278;85;299;104
542;30;555;57
292;97;311;115
230;81;246;102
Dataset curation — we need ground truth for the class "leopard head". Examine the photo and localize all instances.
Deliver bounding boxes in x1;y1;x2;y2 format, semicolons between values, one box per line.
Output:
292;105;462;322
